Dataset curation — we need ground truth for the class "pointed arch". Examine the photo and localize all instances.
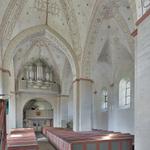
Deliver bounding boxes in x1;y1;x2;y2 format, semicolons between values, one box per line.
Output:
81;0;135;78
3;25;79;79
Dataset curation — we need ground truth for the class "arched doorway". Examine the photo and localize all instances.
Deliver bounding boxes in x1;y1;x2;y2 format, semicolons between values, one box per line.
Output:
23;98;53;132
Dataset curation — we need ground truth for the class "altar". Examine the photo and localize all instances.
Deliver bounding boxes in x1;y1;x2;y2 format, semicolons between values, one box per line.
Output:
24;117;53;132
23;100;53;132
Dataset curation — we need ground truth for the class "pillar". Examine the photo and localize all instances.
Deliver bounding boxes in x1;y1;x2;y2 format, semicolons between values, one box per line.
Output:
73;78;93;131
0;50;2;94
135;13;150;150
16;94;22;128
2;66;16;133
59;95;69;128
73;79;79;131
53;97;61;127
0;72;2;94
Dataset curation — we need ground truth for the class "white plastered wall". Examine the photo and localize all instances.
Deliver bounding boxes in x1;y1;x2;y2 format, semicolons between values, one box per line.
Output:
16;92;58;128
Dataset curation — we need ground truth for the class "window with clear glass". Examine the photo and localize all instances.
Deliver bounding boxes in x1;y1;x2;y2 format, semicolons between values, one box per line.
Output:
102;88;108;110
119;79;131;108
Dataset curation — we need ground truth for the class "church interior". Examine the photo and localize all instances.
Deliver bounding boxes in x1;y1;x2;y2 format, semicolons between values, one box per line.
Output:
0;0;150;150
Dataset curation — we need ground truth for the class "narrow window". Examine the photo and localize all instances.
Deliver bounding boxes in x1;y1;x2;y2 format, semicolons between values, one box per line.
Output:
119;79;131;108
102;88;108;110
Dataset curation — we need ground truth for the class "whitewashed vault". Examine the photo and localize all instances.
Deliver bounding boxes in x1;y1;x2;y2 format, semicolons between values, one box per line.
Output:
1;0;150;150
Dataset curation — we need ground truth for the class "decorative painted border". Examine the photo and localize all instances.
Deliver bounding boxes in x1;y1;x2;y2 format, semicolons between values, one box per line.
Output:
59;95;69;97
73;78;94;84
0;68;11;76
131;29;138;37
136;8;150;25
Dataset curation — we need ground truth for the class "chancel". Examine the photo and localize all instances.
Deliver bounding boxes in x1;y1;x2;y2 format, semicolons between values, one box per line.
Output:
23;99;53;131
0;0;150;150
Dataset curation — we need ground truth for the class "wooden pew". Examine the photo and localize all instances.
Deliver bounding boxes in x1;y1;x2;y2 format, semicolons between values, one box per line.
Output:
42;127;134;150
7;128;39;150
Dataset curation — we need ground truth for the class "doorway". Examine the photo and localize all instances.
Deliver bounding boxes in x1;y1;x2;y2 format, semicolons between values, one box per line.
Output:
23;99;53;132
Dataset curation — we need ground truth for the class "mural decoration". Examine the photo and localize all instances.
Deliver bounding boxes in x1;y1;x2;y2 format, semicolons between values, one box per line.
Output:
60;0;82;58
0;0;27;53
33;0;60;16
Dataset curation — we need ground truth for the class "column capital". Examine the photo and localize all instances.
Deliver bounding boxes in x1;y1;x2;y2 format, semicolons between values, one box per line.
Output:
73;78;94;84
58;95;69;98
0;67;11;76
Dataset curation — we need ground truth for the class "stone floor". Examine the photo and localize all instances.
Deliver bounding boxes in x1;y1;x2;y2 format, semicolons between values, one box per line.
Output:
38;141;56;150
36;132;56;150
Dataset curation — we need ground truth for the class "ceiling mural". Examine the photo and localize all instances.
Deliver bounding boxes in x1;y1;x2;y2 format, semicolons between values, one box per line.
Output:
0;0;27;54
0;0;137;80
13;36;66;82
136;0;150;18
81;0;135;78
33;0;61;16
141;0;150;14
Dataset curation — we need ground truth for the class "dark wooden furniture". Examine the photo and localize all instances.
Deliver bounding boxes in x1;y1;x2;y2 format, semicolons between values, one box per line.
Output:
0;99;6;150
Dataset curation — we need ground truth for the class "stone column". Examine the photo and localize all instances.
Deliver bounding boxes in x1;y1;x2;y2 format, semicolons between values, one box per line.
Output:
135;15;150;150
9;92;16;129
2;70;10;133
73;79;79;131
2;67;16;133
0;50;2;94
59;95;69;128
16;94;22;128
53;97;61;127
0;72;2;94
73;78;93;131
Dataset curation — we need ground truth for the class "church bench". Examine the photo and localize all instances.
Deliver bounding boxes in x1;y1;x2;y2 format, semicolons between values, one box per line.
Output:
7;139;38;150
44;128;130;141
47;134;133;150
10;128;34;134
7;128;39;150
42;127;134;150
70;138;132;150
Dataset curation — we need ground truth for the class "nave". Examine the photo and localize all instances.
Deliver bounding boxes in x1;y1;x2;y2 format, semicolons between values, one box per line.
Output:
0;0;150;150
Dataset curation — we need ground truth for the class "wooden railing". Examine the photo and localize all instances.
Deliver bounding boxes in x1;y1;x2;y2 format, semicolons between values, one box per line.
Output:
0;100;6;150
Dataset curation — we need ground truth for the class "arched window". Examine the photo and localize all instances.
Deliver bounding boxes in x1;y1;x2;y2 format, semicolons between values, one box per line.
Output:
102;88;108;110
119;79;131;108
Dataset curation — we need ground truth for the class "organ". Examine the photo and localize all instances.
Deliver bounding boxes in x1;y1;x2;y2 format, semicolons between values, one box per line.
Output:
18;59;59;92
26;59;53;88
